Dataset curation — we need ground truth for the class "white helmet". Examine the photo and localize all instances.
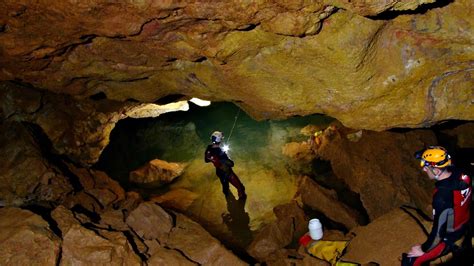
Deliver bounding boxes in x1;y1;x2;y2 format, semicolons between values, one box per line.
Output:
211;131;224;143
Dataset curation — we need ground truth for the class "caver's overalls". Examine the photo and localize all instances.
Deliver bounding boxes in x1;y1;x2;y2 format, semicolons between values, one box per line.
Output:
205;144;246;198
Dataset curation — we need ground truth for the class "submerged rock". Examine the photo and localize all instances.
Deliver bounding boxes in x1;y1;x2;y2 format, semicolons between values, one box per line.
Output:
129;159;187;185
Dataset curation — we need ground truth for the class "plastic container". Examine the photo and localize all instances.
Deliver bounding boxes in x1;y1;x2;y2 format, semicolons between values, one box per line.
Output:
308;218;323;240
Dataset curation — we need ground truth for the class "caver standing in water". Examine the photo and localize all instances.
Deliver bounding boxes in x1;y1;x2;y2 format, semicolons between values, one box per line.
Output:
204;131;246;200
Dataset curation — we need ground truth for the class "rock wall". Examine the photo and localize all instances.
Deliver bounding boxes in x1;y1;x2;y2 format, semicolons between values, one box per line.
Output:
1;0;472;130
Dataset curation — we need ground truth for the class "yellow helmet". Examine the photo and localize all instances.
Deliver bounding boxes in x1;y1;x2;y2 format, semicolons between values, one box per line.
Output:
417;146;451;168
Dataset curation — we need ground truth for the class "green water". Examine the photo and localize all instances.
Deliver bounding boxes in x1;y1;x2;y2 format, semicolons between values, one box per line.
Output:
94;102;333;188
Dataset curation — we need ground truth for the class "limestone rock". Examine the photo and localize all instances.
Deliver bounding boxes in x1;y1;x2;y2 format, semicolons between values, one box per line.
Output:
61;224;141;266
247;201;308;262
151;188;199;211
297;176;360;230
126;202;173;241
62;191;103;215
166;212;246;265
331;0;437;17
129;159;187;185
0;121;73;206
315;126;437;220
99;209;129;231
51;205;81;236
0;207;61;265
120;191;144;216
147;246;198;266
0;82;191;166
341;208;428;265
282;141;315;162
0;0;472;131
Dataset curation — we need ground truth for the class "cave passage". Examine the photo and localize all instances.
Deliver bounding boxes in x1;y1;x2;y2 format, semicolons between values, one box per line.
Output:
94;101;339;254
95;101;334;187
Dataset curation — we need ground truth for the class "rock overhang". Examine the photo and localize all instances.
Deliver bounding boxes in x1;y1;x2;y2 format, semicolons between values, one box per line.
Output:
0;0;472;131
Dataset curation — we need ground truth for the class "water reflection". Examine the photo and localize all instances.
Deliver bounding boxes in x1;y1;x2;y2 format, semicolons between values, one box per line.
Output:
222;193;252;248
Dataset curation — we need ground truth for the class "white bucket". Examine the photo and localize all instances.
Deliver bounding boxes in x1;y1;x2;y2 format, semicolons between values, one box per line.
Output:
308;218;323;240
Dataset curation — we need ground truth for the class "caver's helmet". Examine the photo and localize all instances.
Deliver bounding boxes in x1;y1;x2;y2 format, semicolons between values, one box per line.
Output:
211;131;224;144
415;146;451;168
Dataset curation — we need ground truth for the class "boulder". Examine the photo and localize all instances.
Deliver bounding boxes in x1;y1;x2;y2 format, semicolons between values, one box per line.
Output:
126;202;173;241
51;205;81;236
67;164;126;208
0;207;61;265
151;188;199;211
61;224;142;266
129;159;187;185
297;176;360;230
247;201;307;262
166;212;246;265
341;208;429;265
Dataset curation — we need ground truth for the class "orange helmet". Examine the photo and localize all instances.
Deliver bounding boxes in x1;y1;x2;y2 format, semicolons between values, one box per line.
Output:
415;146;451;168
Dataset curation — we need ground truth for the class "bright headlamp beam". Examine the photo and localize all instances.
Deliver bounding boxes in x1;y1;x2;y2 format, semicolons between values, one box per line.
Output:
222;144;230;152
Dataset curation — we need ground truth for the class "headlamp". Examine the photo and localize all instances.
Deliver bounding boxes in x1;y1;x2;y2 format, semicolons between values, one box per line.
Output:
222;144;230;153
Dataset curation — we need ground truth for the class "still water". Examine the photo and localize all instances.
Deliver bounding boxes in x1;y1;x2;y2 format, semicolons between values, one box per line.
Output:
94;101;334;260
95;101;333;187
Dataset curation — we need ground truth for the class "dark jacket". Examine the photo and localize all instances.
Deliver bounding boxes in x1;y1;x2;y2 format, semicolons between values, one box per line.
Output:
422;170;472;252
205;144;234;173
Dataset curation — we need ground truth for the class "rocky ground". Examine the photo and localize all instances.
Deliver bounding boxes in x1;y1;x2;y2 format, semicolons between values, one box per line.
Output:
1;113;472;264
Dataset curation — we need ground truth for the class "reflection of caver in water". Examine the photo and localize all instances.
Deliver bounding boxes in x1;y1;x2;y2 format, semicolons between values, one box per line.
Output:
402;146;472;266
204;131;246;199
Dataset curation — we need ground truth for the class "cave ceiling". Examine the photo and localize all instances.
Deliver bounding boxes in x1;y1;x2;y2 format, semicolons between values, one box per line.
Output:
0;0;473;131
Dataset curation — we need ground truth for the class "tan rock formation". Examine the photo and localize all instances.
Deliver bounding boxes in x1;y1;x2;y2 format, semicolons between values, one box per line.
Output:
67;164;126;207
297;176;360;230
0;121;73;206
151;188;199;211
126;201;173;241
147;246;198;266
247;201;308;262
0;81;191;166
61;224;142;266
51;205;81;236
341;208;429;265
315;125;437;220
129;159;187;185
282;141;316;162
167;212;246;265
0;207;61;265
0;0;472;131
